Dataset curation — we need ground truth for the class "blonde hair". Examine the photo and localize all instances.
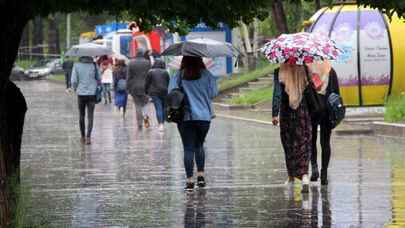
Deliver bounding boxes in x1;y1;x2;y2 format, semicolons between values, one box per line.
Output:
279;64;308;109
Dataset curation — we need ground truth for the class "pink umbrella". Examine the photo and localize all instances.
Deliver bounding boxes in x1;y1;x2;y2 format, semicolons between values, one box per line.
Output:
260;32;342;65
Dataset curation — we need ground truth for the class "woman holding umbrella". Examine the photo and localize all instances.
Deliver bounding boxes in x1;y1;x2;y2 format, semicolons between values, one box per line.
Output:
264;32;341;192
163;38;236;191
168;56;218;191
272;63;312;192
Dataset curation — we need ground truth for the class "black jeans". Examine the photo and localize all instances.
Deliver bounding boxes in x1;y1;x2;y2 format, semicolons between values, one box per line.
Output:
65;72;71;89
311;112;332;171
78;95;96;138
177;121;210;178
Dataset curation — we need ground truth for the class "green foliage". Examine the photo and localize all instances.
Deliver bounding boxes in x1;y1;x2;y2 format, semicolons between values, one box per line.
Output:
18;0;272;34
49;74;65;82
259;0;318;38
15;59;35;70
358;0;405;19
219;64;276;92
228;86;273;105
384;93;405;123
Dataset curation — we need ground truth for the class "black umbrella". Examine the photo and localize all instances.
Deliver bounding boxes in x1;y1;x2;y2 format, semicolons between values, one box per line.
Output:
161;38;239;57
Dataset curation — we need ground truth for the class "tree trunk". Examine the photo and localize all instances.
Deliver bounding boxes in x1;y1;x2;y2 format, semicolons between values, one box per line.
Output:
32;16;44;59
19;23;30;59
252;18;259;58
0;3;30;225
315;0;321;10
48;15;60;55
271;0;289;35
240;22;257;70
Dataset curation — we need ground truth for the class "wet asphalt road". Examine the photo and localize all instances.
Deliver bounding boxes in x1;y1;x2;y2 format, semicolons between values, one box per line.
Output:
18;80;405;227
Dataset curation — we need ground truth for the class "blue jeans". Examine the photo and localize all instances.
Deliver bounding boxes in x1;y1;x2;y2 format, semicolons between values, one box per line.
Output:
177;121;210;178
151;96;166;124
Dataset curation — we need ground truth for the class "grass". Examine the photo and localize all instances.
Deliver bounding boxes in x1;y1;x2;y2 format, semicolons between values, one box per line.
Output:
218;64;276;92
49;73;65;81
227;86;273;105
384;93;405;123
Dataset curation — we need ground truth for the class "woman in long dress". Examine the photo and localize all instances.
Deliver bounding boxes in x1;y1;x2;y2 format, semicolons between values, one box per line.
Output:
272;63;312;192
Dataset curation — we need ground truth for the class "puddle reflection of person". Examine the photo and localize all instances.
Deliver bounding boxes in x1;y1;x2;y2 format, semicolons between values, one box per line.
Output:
184;190;207;228
310;187;332;228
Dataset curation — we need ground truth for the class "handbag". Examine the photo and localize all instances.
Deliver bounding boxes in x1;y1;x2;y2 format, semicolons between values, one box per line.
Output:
94;63;103;104
304;66;324;115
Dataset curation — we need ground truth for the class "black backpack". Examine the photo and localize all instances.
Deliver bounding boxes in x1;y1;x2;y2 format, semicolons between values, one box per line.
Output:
165;74;189;123
327;93;345;129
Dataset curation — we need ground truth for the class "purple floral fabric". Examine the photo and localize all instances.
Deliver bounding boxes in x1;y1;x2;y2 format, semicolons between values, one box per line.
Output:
279;93;312;179
261;32;341;65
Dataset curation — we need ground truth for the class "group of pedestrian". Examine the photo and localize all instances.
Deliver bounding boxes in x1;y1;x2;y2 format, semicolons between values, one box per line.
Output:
66;49;217;191
272;61;340;192
66;31;342;193
67;48;171;145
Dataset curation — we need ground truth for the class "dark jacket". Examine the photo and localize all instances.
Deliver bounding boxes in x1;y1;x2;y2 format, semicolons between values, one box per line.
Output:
126;49;151;96
145;59;170;97
272;67;340;117
62;60;74;76
113;65;127;91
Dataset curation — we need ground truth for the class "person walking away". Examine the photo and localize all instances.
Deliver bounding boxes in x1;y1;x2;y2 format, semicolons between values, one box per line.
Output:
113;59;128;117
100;60;113;104
308;61;340;185
272;63;312;193
169;56;218;191
127;48;152;129
71;56;101;145
145;59;170;131
62;58;74;92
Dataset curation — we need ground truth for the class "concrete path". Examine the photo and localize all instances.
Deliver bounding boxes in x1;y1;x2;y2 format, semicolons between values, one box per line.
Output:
17;80;405;227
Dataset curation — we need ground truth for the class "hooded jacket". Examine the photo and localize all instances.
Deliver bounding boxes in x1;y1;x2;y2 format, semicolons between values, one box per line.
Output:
126;48;151;96
145;59;170;97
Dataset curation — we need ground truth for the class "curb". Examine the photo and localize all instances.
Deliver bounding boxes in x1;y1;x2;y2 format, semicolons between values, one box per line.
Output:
213;102;255;110
215;114;273;125
216;113;376;136
373;121;405;137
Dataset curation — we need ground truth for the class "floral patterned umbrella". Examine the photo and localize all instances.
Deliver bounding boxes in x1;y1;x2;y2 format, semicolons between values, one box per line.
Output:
260;32;342;65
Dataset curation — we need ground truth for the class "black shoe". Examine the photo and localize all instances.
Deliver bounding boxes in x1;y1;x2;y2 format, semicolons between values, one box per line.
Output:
197;176;206;188
185;182;194;191
321;170;328;185
311;169;319;182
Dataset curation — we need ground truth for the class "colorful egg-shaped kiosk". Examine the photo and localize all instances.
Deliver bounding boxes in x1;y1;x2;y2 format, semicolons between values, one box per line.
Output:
308;3;405;106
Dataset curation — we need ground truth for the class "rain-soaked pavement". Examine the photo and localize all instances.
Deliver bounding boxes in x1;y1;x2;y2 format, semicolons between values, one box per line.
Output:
17;80;405;227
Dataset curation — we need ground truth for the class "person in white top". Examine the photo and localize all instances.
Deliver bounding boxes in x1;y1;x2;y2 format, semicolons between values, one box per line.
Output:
100;60;113;104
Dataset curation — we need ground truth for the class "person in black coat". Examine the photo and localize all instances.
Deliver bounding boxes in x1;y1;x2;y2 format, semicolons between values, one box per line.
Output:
145;59;170;131
308;64;340;186
62;59;74;91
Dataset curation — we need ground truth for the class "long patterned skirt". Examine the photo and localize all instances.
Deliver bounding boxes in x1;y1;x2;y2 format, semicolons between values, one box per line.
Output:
279;102;312;179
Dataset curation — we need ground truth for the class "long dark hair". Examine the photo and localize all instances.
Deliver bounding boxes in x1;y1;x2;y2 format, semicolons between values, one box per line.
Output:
180;56;206;80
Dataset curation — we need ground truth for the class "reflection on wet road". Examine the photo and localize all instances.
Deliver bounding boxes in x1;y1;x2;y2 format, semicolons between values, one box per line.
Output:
19;81;405;227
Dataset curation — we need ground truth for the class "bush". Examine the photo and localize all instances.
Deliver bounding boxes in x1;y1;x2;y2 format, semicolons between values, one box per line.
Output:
384;93;405;123
218;64;276;92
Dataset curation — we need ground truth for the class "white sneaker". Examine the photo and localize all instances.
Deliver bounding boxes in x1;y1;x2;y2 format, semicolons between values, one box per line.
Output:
158;124;164;132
